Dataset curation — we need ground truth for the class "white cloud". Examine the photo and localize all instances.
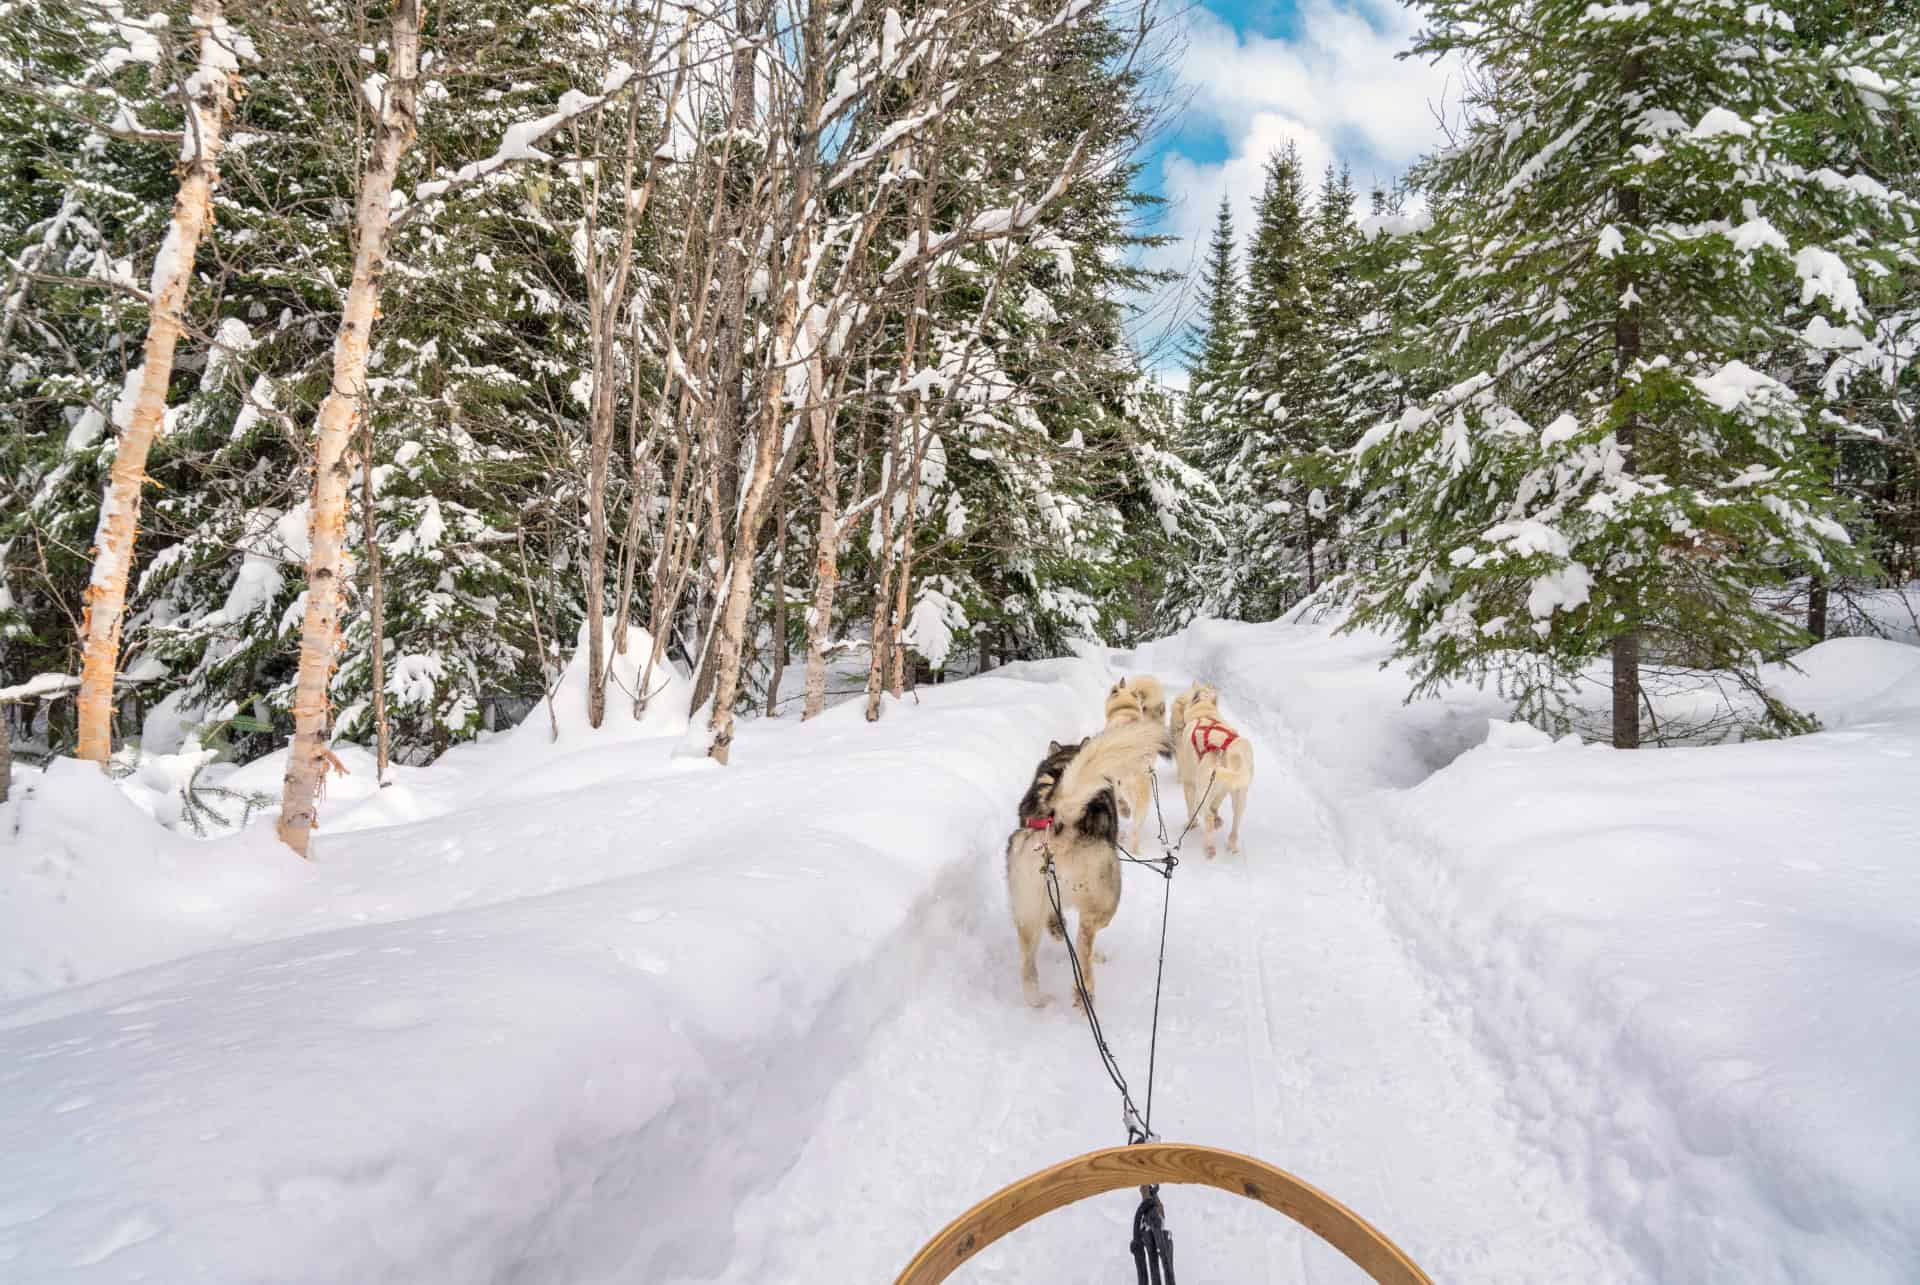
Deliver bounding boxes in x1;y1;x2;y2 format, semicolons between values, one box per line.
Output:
1131;0;1459;369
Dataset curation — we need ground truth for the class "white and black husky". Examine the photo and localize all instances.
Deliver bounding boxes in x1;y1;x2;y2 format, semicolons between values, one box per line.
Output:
1004;720;1167;1009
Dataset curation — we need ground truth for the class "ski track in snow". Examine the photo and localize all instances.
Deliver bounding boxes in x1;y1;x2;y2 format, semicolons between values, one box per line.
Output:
680;661;1641;1285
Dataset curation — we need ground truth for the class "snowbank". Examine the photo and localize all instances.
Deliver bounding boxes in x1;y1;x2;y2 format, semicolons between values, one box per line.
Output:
1378;718;1920;1279
0;761;294;1002
1136;614;1920;1275
1186;619;1920;1284
501;618;693;753
0;650;1118;1282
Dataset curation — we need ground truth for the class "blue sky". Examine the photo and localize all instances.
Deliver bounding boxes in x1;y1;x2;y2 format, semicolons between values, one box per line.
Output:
1128;0;1457;379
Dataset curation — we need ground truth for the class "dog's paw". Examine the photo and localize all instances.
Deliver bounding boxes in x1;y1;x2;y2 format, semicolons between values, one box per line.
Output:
1025;990;1052;1009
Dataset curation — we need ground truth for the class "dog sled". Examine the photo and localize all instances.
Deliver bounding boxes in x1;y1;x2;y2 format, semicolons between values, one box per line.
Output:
895;1141;1431;1284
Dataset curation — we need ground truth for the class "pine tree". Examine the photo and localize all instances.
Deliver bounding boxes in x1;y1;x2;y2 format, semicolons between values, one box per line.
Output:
1184;197;1243;443
1155;197;1243;625
1341;0;1920;743
1230;143;1324;616
1295;162;1362;583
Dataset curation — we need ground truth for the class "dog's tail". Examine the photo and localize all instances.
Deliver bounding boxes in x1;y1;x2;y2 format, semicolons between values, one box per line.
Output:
1049;719;1168;832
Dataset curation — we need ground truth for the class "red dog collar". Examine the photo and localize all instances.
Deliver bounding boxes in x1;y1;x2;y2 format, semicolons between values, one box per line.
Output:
1024;815;1055;830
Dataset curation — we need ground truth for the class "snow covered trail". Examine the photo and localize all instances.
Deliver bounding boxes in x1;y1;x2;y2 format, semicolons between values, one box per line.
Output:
12;619;1913;1283
685;645;1640;1284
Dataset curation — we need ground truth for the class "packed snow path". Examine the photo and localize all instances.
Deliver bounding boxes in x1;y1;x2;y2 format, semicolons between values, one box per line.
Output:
689;659;1641;1284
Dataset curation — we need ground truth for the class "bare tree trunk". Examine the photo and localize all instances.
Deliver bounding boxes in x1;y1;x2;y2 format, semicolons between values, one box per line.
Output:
888;405;931;697
277;0;421;856
801;329;838;721
1808;574;1829;642
582;387;614;729
865;153;933;722
516;525;558;742
1;708;11;804
361;420;390;783
863;428;903;722
705;139;811;758
765;497;790;714
705;321;788;761
578;102;637;730
637;411;695;714
1610;58;1643;751
76;0;239;763
687;14;763;714
1611;631;1641;749
1304;507;1318;595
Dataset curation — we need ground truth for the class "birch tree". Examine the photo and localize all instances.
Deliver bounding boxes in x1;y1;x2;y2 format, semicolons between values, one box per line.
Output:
278;0;423;855
74;0;246;763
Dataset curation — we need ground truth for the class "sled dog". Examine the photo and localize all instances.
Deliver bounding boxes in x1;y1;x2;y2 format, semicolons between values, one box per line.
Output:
1005;720;1168;1008
1102;678;1163;850
1018;737;1086;941
1113;674;1167;728
1172;682;1253;859
1017;737;1086;827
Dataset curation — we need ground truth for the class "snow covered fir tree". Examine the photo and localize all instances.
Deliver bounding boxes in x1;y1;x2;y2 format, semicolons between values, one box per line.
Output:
4;0;1920;1282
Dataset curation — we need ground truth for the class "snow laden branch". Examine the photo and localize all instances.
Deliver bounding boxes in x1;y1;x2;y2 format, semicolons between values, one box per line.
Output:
396;58;654;224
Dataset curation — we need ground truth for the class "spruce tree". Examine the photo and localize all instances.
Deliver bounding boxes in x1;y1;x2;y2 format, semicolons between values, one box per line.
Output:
1231;142;1324;616
1184;197;1244;444
1157;196;1241;626
1342;0;1920;743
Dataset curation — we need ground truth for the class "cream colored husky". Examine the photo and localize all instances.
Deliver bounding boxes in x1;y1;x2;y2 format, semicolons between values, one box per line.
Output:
1004;719;1168;1008
1102;677;1165;850
1172;682;1253;859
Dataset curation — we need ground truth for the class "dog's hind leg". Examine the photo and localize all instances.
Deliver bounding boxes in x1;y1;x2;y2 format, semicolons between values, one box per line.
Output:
1125;775;1148;851
1228;785;1247;855
1017;919;1047;1007
1072;919;1100;1010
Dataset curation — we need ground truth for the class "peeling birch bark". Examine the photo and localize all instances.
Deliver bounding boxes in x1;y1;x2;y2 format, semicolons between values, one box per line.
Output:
277;0;421;855
76;0;241;764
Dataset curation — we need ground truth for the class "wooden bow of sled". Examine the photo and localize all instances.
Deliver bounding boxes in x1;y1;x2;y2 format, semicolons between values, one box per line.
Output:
894;1141;1434;1285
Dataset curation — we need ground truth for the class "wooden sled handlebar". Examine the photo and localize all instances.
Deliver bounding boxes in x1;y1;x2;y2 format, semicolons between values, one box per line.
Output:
894;1142;1434;1285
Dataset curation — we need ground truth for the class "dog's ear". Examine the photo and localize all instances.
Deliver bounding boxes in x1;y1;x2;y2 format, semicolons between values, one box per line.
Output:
1116;676;1128;689
1048;739;1063;754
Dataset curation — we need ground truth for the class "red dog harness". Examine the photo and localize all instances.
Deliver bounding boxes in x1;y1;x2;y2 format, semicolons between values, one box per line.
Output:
1024;815;1056;831
1189;719;1239;758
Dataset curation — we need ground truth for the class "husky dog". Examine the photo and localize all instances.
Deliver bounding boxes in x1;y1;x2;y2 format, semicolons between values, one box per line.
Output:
1018;738;1086;827
1018;737;1085;941
1114;674;1167;728
1168;687;1190;740
1102;679;1162;851
1005;720;1168;1008
1172;682;1253;859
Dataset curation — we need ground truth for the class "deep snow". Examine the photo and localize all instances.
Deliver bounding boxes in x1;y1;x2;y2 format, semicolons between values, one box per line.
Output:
3;617;1917;1283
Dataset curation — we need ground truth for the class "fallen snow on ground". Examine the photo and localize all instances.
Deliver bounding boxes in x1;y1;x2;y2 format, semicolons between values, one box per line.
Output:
2;617;1916;1283
1160;620;1920;1284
